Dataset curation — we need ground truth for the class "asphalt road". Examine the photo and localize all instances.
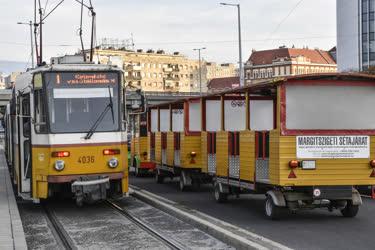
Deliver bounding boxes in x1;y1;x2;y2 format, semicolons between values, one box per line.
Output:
130;175;375;250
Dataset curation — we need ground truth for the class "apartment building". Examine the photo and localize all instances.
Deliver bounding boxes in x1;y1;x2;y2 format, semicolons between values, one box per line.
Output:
244;46;337;84
92;48;237;92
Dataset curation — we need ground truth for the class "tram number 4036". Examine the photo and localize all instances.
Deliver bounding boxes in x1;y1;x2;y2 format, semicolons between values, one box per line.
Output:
78;156;95;164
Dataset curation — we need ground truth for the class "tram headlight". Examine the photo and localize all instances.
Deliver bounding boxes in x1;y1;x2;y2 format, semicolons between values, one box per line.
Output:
54;160;65;171
108;158;119;168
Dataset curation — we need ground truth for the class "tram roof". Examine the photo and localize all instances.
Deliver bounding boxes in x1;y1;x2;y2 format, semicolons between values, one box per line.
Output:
148;73;375;109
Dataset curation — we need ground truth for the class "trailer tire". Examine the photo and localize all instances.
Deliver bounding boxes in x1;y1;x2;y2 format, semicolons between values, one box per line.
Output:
179;177;187;191
265;195;282;220
214;183;227;203
155;169;164;184
135;165;142;177
340;201;359;218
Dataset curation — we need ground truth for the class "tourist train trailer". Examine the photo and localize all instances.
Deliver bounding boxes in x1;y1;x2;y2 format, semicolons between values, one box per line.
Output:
3;63;144;206
146;73;375;219
147;100;213;190
129;113;156;176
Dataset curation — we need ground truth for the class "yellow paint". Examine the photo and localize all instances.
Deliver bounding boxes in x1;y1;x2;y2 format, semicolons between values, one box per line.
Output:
166;132;174;166
239;130;255;182
31;143;128;199
155;132;162;164
216;131;228;177
274;136;375;186
201;132;208;173
132;136;148;164
180;133;202;169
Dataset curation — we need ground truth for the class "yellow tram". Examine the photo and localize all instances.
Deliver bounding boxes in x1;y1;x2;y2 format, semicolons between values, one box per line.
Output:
4;63;137;205
148;73;375;218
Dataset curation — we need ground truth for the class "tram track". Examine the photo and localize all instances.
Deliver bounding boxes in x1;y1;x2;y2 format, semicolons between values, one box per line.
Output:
42;203;76;250
105;200;184;250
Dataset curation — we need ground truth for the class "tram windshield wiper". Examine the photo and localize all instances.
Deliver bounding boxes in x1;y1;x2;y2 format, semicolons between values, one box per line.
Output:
84;86;114;140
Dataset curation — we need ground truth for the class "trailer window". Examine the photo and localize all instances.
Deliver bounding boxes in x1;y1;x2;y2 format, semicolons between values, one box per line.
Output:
150;109;158;132
250;100;274;131
160;109;170;132
225;100;246;131
172;109;184;132
206;100;221;132
285;85;375;130
188;101;201;132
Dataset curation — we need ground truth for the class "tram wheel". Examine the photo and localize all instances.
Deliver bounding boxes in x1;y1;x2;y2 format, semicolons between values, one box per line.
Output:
340;201;359;218
265;195;282;220
214;183;227;203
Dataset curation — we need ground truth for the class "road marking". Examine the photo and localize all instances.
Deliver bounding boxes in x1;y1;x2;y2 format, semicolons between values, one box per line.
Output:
130;185;292;250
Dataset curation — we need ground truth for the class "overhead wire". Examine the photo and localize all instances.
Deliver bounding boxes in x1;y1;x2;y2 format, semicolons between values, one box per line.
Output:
264;0;305;42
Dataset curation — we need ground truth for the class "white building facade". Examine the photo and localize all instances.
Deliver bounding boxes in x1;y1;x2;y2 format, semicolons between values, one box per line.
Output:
337;0;375;71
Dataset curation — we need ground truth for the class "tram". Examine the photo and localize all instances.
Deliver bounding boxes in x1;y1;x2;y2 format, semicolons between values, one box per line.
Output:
147;73;375;219
4;62;139;205
130;113;156;176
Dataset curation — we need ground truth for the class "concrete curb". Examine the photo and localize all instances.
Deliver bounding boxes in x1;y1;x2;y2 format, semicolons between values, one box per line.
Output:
2;166;27;250
130;185;292;250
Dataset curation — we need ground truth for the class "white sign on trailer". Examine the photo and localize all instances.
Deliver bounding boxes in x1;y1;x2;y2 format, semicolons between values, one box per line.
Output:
296;135;370;159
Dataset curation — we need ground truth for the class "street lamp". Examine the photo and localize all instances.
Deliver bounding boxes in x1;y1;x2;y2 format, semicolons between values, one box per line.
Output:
220;2;244;86
193;47;206;95
17;21;34;68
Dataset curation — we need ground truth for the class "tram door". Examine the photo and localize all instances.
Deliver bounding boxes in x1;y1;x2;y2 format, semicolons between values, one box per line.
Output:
18;94;32;193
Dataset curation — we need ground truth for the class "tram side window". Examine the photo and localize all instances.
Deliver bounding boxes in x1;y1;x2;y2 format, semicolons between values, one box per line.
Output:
34;89;47;133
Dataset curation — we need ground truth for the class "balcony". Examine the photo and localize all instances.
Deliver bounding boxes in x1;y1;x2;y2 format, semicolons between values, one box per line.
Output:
126;65;142;71
163;67;173;72
164;76;180;82
126;75;142;81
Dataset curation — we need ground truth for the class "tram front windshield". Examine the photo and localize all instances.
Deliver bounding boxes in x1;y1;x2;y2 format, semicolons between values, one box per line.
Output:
44;72;120;133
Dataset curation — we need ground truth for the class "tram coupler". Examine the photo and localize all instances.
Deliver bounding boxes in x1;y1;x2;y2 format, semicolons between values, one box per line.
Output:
71;176;110;206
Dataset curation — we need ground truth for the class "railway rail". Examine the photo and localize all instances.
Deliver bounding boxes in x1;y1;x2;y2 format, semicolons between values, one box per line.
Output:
105;200;184;250
42;203;76;250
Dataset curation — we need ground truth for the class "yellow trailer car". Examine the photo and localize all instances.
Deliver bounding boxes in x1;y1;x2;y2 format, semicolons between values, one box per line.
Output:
130;113;156;176
204;73;375;219
148;101;212;190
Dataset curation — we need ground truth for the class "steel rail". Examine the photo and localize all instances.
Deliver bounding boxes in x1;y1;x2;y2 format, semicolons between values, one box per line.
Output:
106;200;184;250
42;204;76;250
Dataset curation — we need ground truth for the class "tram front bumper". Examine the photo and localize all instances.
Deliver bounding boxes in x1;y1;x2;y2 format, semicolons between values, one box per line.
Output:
71;176;110;204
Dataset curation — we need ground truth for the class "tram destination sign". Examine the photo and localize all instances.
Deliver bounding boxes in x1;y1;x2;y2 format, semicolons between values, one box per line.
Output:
296;135;369;159
51;72;117;86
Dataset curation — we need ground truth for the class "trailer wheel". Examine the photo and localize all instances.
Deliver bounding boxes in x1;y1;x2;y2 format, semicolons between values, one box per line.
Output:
155;169;164;184
214;183;227;203
179;176;187;191
340;201;359;218
265;195;282;220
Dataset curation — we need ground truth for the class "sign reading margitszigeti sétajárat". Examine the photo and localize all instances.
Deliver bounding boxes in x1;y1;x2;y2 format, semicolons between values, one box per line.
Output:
296;136;369;159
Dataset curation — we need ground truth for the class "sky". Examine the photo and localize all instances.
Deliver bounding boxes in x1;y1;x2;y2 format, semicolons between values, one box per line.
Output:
0;0;336;69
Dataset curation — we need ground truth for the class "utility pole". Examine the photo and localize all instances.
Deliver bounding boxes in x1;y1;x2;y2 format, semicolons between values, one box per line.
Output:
193;47;206;95
220;3;244;86
17;21;35;68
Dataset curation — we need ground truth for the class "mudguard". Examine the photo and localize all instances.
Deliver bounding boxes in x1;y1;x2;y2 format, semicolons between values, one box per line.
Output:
352;188;362;206
266;190;287;207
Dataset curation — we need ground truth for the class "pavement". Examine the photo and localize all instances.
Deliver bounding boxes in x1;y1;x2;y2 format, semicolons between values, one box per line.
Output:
0;149;27;250
130;175;375;250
